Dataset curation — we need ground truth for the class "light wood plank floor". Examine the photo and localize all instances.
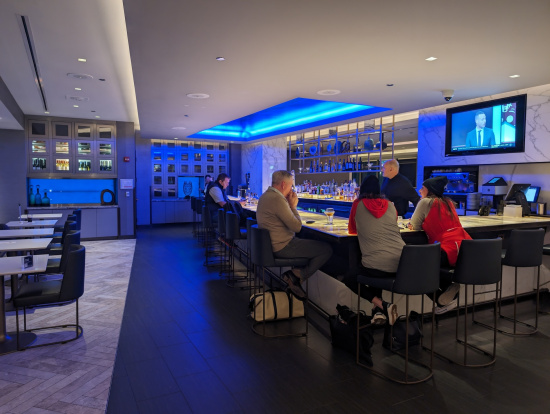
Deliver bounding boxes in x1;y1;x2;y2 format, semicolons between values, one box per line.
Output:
0;239;136;414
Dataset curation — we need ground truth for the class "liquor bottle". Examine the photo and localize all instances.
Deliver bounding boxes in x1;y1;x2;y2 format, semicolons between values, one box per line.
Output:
324;162;328;172
359;157;363;170
338;159;342;171
29;185;35;206
42;191;50;207
35;186;42;205
309;161;313;173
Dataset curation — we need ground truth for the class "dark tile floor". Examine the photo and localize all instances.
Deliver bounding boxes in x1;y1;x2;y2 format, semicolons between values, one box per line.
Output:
106;225;550;414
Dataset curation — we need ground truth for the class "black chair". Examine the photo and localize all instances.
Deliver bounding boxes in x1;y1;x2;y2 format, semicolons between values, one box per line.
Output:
72;209;82;231
52;216;77;242
357;243;441;384
541;244;550;315
202;205;225;267
217;208;230;277
196;199;204;243
225;211;248;287
498;228;545;336
0;223;9;230
246;218;258;292
249;225;309;338
191;197;198;237
435;238;503;367
45;231;81;274
13;244;86;350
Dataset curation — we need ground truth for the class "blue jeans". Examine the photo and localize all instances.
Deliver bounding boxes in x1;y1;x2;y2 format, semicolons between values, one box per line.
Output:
274;237;333;280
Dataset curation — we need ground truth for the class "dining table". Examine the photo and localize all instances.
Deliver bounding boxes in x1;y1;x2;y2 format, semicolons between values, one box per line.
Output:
0;228;54;239
19;213;63;220
0;238;53;253
5;220;58;229
0;254;48;355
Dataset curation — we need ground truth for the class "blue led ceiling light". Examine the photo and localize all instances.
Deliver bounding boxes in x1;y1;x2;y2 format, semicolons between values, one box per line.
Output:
189;97;390;142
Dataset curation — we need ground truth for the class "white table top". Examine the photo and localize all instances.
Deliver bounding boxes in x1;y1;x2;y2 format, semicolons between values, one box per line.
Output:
5;220;58;229
0;255;48;276
19;214;63;219
0;229;54;239
0;238;53;252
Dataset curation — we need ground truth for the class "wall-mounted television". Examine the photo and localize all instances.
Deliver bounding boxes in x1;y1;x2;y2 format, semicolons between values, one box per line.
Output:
445;94;527;157
177;176;205;198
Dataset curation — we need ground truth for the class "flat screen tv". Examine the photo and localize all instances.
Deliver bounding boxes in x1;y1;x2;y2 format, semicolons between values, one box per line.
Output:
177;176;205;198
445;94;527;157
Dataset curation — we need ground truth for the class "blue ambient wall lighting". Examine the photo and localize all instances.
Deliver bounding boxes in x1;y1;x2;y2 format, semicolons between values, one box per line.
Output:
189;97;390;142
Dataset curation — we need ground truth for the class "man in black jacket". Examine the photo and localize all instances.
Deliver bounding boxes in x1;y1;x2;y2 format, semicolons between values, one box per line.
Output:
381;159;420;217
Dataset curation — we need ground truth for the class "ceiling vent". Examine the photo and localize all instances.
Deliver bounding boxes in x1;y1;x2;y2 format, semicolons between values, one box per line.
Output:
67;73;94;80
17;15;48;112
66;95;90;102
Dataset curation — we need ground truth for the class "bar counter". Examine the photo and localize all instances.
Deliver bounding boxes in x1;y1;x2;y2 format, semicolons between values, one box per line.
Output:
241;200;550;314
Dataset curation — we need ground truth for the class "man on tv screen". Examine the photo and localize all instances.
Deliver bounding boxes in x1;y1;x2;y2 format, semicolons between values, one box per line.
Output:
465;110;495;148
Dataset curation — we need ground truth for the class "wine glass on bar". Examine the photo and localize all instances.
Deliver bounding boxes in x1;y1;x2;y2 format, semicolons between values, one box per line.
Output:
324;208;335;225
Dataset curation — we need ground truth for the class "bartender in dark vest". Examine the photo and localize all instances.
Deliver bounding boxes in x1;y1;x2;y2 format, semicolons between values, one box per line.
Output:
381;159;420;217
205;173;231;225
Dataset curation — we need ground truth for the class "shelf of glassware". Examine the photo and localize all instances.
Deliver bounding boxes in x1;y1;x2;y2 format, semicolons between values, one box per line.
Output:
288;120;394;175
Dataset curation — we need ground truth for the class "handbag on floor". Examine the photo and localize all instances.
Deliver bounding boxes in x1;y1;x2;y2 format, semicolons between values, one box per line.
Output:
383;311;423;351
249;290;304;321
329;304;374;366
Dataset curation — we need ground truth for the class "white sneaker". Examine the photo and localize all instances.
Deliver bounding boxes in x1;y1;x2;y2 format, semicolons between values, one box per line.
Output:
438;283;460;306
435;298;458;315
372;312;387;325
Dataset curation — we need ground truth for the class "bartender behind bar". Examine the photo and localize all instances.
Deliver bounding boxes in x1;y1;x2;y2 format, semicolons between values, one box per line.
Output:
381;159;420;217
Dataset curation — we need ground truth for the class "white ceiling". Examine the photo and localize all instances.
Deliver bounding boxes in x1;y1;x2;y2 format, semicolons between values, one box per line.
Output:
1;0;549;143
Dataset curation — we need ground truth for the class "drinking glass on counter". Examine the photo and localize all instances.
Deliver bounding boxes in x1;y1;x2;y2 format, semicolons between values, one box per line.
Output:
324;208;335;224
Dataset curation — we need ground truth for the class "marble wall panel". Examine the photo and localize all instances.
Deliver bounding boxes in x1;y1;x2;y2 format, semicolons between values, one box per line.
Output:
242;136;287;195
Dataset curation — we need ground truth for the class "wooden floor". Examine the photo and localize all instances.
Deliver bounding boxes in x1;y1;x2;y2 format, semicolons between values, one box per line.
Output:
0;239;136;414
3;226;550;413
107;225;550;414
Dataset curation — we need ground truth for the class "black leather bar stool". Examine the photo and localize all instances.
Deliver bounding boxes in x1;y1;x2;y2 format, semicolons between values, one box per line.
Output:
246;218;258;292
356;243;441;384
196;200;204;244
190;197;197;237
72;209;82;231
250;225;309;338
225;211;248;287
541;244;550;314
202;205;222;266
217;208;230;277
497;228;545;336
435;238;502;367
52;215;77;242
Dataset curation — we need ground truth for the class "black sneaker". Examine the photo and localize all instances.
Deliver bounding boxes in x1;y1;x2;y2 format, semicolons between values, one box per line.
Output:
282;270;307;301
382;301;398;326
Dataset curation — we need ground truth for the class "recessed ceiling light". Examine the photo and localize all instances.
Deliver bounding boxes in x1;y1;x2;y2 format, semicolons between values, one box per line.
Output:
186;93;210;99
44;111;49;114
216;57;225;61
172;127;187;130
75;87;82;91
509;74;520;78
174;137;179;140
73;105;79;108
99;78;106;82
77;58;87;62
317;89;341;96
425;56;437;61
95;115;100;118
91;110;96;112
386;84;394;87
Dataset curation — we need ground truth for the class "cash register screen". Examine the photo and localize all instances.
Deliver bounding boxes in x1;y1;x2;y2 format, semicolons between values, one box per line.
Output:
524;186;541;203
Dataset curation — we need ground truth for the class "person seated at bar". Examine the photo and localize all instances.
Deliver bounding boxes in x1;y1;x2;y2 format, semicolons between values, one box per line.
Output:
203;174;213;195
256;170;333;300
408;176;471;314
381;159;420;218
345;175;400;325
205;173;231;225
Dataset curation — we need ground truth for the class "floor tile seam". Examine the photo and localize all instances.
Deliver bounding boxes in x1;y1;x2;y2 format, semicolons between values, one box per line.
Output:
57;367;114;404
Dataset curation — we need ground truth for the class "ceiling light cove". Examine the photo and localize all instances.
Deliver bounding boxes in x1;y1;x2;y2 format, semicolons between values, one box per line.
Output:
189;97;390;142
317;89;341;96
186;93;210;99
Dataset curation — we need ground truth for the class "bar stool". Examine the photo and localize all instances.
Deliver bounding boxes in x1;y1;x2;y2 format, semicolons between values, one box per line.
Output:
497;228;545;336
540;244;550;314
434;238;502;367
356;243;441;384
250;225;309;338
202;206;224;267
246;218;258;292
225;211;248;287
196;200;204;244
217;208;230;277
190;197;198;237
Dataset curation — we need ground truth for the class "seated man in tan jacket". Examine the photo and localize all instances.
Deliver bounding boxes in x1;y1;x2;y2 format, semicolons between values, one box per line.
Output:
256;170;333;300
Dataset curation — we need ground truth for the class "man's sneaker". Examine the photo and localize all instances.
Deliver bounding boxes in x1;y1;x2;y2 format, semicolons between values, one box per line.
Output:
438;283;461;306
435;298;458;315
282;270;307;301
382;302;398;326
371;311;387;326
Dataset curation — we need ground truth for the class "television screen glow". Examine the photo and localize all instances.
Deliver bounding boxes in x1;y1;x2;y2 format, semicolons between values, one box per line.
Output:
445;94;527;157
177;176;204;198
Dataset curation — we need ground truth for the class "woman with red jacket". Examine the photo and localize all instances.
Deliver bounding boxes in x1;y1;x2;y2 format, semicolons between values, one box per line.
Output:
345;175;402;326
408;176;471;313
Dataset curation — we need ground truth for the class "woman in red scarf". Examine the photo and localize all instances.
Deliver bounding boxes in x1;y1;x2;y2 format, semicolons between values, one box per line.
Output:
345;175;402;326
408;176;471;313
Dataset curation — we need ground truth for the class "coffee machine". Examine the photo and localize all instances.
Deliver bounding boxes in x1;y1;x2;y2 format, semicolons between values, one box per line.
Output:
481;177;508;209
